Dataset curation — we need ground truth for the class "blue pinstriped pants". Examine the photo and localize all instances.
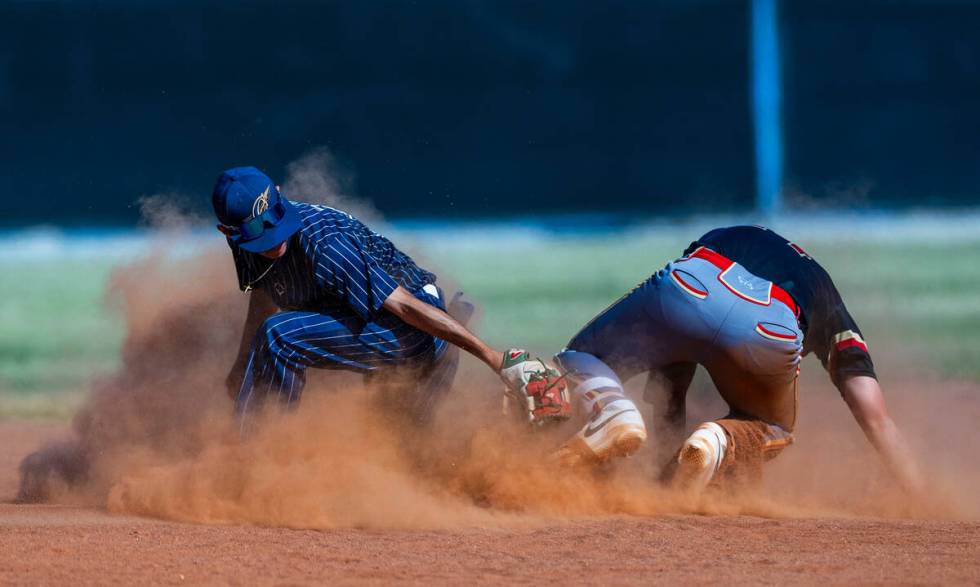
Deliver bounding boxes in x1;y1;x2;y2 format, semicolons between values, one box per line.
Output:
235;288;448;422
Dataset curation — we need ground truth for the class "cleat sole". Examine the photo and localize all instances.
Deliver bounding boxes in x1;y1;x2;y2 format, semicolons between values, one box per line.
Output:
672;444;711;491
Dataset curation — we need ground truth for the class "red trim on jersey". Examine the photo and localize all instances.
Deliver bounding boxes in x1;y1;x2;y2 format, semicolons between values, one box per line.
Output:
833;330;869;354
835;338;869;353
788;242;812;259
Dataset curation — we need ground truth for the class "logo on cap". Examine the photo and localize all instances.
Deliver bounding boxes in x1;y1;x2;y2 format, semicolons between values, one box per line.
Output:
252;185;272;218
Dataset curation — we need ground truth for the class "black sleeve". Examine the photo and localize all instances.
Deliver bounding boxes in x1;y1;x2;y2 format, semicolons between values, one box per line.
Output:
683;228;727;257
808;276;877;389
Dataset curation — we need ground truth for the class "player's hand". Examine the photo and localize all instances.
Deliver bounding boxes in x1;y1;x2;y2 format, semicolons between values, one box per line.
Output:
499;349;572;426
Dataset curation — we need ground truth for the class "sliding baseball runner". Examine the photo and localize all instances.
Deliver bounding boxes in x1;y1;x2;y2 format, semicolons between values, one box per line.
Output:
508;225;923;495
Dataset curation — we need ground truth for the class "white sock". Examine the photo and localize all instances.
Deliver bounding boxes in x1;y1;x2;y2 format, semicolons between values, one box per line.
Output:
567;374;632;418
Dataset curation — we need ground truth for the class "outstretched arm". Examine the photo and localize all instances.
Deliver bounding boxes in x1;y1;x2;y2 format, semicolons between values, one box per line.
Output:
383;286;504;371
226;289;279;398
840;375;925;495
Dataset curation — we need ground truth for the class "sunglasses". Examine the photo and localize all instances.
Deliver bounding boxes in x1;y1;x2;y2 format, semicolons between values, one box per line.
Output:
217;200;287;241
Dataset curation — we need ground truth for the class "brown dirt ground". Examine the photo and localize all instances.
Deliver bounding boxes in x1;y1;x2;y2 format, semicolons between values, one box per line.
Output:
2;422;978;586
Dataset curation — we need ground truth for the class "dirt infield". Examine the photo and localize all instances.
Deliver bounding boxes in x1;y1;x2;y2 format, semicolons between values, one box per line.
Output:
4;244;980;585
2;423;979;586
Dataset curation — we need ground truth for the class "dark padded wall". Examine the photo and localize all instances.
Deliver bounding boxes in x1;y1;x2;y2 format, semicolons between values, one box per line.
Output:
1;1;978;226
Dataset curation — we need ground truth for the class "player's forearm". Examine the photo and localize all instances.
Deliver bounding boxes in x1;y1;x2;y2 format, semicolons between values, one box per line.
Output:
841;375;925;495
863;414;924;493
234;290;278;365
383;286;504;370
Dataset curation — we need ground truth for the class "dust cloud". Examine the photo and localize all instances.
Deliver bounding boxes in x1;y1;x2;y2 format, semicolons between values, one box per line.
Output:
16;232;978;529
15;243;671;528
14;154;980;526
280;148;381;223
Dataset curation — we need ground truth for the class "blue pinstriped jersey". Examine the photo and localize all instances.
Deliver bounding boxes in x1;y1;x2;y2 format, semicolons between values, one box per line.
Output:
229;202;437;319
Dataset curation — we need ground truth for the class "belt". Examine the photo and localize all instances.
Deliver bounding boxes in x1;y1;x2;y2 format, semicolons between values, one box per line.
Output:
687;246;800;318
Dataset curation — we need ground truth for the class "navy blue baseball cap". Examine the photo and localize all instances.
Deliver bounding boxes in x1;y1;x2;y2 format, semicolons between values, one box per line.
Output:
212;166;301;253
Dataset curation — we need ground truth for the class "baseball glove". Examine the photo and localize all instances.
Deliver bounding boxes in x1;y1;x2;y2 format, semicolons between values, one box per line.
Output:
499;349;572;426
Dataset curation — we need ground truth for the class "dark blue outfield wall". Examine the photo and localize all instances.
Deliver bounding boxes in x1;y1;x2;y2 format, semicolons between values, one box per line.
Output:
1;1;978;226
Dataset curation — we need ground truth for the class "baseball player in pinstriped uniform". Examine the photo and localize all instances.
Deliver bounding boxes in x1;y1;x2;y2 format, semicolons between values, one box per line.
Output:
213;166;566;431
537;225;924;495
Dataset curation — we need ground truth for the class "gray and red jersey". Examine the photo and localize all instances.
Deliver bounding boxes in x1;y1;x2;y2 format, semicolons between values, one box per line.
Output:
684;225;875;386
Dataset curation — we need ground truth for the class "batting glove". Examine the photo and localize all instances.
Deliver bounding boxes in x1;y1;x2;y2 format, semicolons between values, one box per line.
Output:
499;349;572;426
